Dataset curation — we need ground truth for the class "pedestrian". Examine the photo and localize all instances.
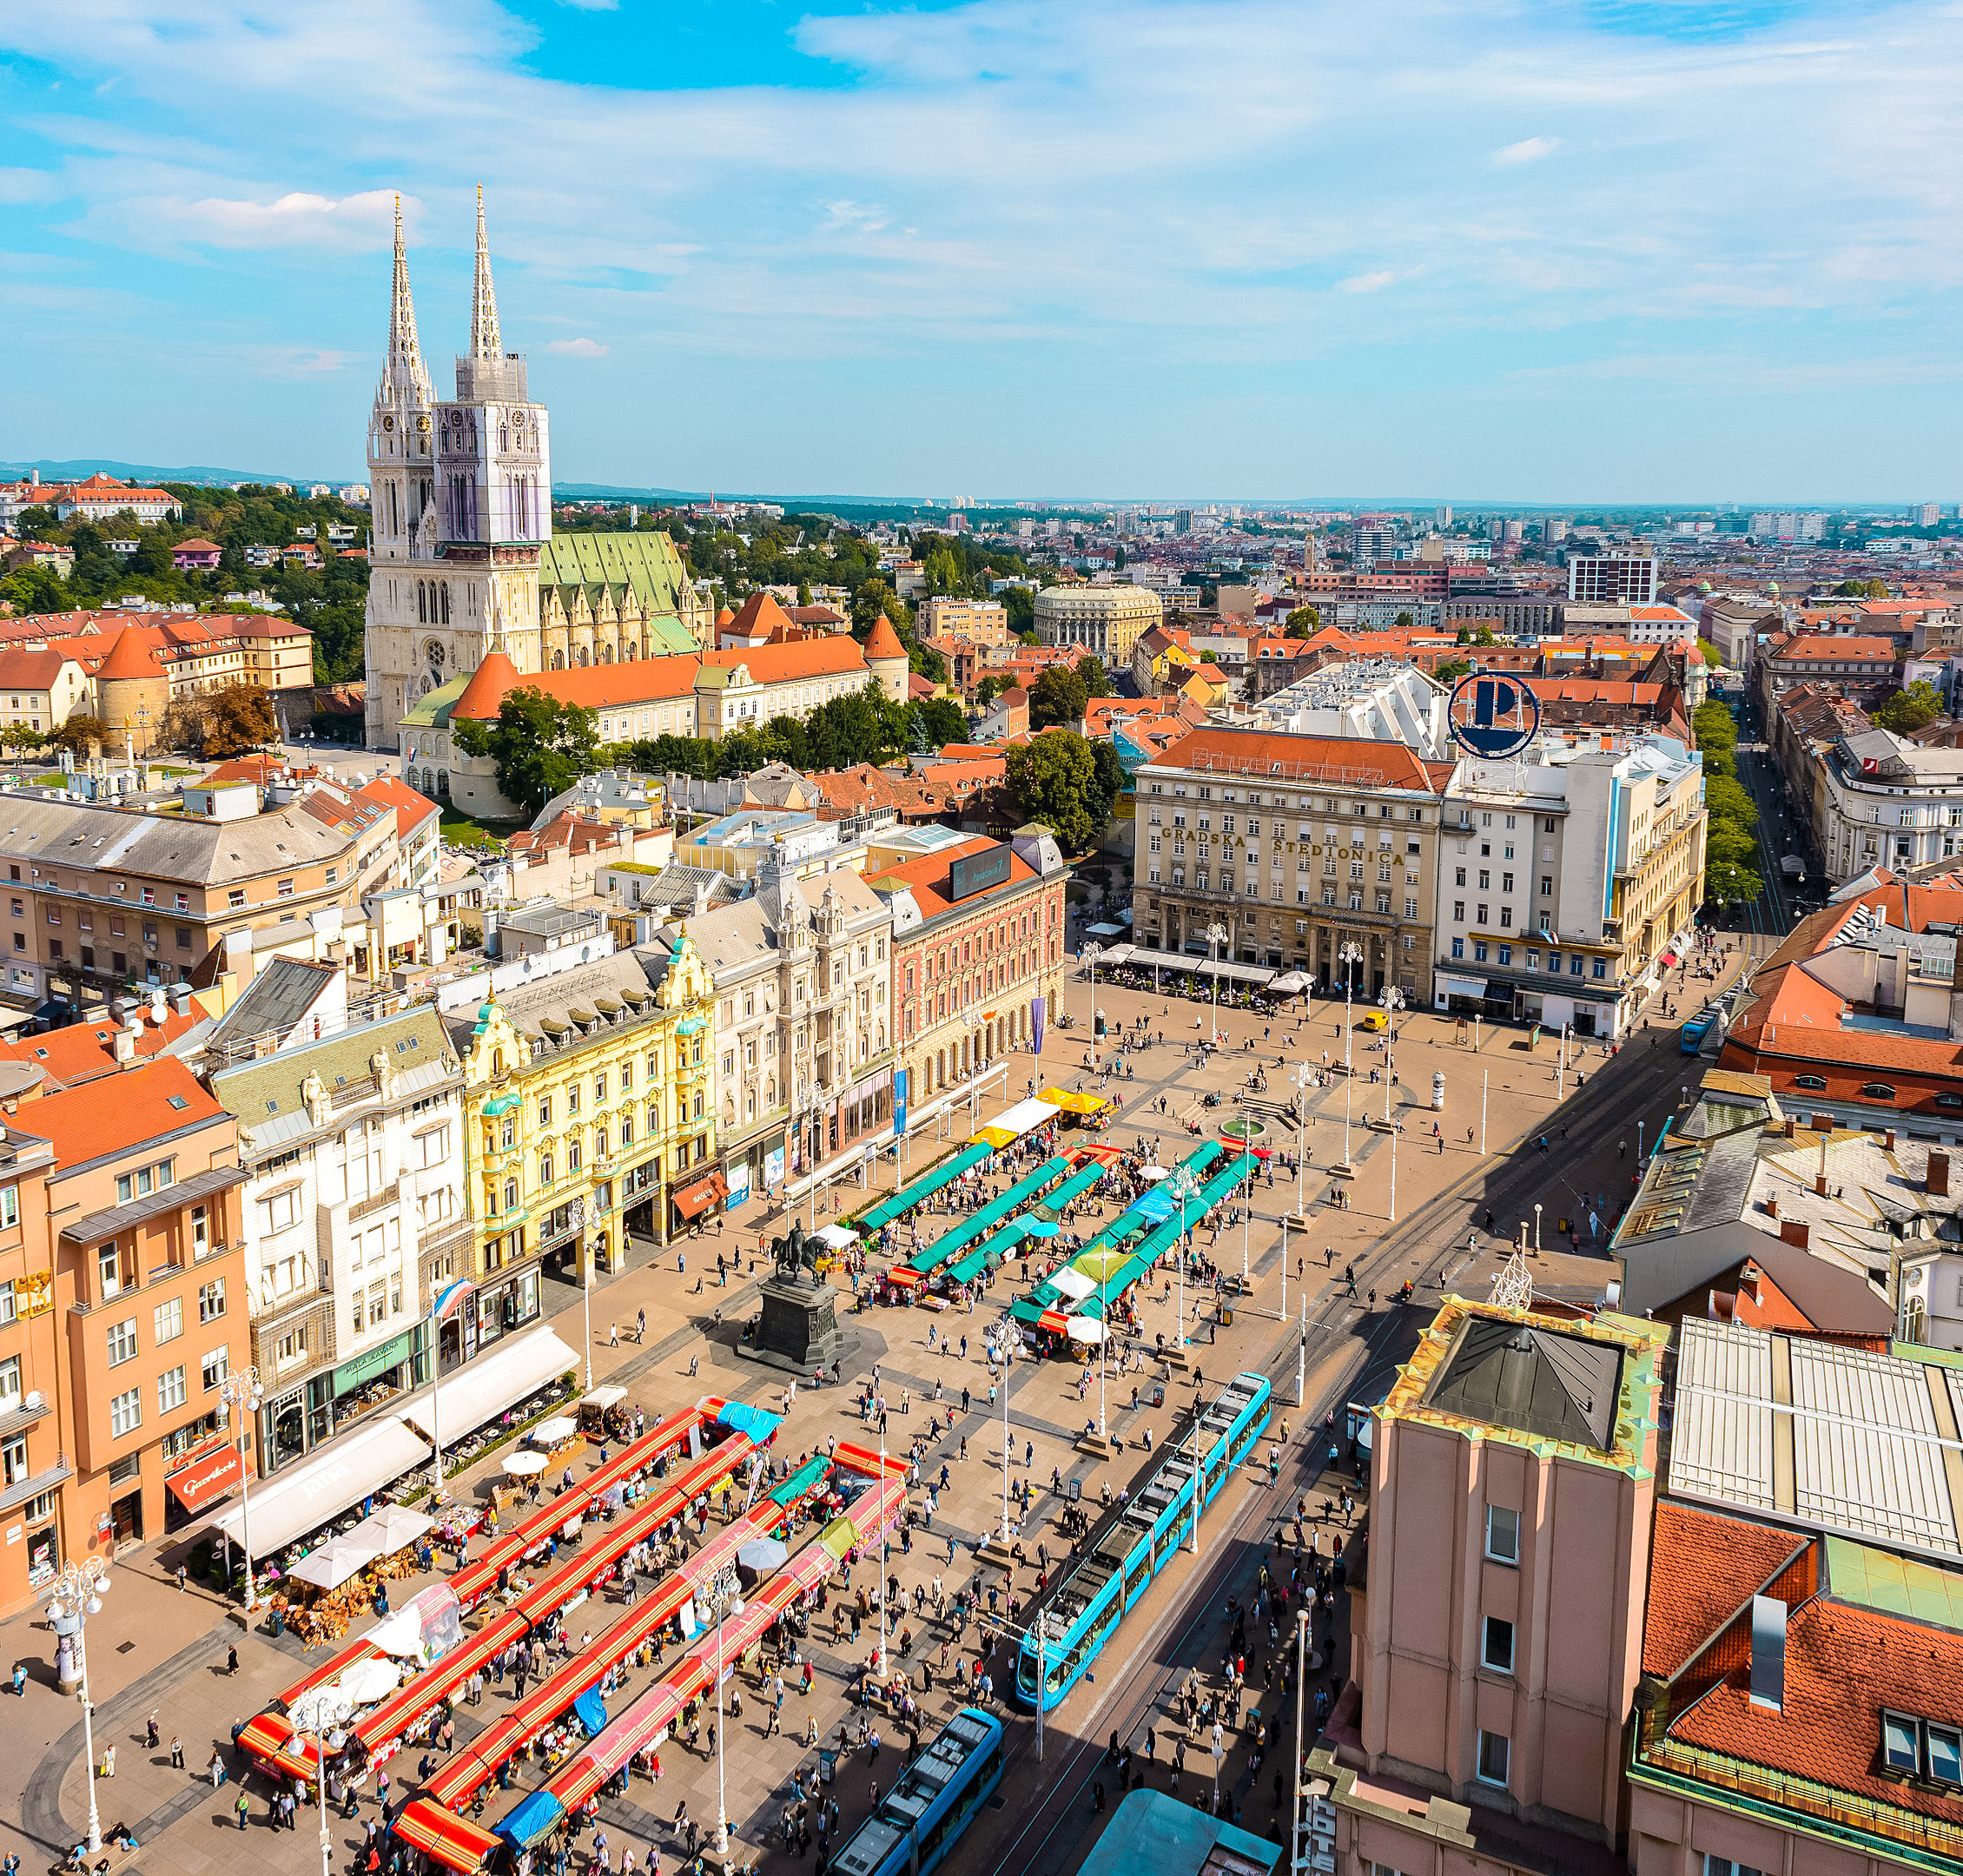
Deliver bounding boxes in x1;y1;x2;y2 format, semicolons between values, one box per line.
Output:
175;1563;188;1593
226;1643;239;1676
9;1664;23;1696
146;1712;160;1749
236;1790;250;1831
210;1749;227;1788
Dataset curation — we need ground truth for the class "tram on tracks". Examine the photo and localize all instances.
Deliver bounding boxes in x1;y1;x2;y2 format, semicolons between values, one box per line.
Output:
1013;1371;1271;1713
829;1707;1006;1876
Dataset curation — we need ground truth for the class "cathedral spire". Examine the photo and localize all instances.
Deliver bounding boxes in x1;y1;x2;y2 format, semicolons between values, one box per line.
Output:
386;195;432;406
470;183;502;361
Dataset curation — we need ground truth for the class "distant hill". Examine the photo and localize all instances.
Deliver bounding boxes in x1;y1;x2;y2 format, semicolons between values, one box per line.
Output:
0;458;329;490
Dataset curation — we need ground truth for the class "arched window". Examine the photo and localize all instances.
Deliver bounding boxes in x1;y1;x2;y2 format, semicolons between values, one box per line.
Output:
539;1153;554;1186
1861;1083;1897;1100
1793;1074;1827;1091
416;582;427;624
440;581;450;624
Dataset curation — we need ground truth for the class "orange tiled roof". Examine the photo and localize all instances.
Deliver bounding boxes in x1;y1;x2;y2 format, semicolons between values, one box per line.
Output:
863;614;907;662
1148;725;1446;792
698;639;867;683
22;1054;226;1159
1770;634;1899;661
0;1007;202;1090
866;835;1040;918
452;652;699;721
355;773;440;841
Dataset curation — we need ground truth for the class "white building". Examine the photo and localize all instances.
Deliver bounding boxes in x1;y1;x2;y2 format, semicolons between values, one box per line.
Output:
1747;512;1828;543
206;988;469;1479
1245;659;1452;758
1433;734;1707;1037
1818;728;1963;883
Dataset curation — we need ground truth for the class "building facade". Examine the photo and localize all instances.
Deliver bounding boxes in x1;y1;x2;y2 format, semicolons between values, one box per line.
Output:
209;1005;468;1480
451;941;718;1326
1434;736;1707;1038
1814;726;1963;884
1034;584;1165;667
874;828;1068;1117
665;849;895;1206
1565;552;1659;605
1135;729;1450;1000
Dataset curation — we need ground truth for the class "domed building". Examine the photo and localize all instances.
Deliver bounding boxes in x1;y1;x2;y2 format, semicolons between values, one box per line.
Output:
95;627;169;755
864;613;910;704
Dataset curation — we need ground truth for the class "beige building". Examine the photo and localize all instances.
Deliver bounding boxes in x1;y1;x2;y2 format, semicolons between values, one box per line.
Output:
1034;583;1163;666
0;651;89;736
1135;727;1451;1001
915;597;1011;647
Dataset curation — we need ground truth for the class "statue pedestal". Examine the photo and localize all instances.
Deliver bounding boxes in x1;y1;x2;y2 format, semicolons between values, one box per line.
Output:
750;1273;854;1376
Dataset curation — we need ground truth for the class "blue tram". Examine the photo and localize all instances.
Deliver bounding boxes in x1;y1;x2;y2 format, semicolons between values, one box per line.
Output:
829;1707;1006;1876
1014;1371;1272;1712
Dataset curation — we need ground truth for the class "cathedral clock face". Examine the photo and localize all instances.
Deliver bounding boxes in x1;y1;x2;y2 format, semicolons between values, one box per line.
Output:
417;414;432;433
381;414;394;432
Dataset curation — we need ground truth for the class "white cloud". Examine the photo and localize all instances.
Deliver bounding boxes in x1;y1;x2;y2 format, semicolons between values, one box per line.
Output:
76;186;400;256
546;336;608;356
0;168;64;205
1492;136;1560;167
1337;270;1397;294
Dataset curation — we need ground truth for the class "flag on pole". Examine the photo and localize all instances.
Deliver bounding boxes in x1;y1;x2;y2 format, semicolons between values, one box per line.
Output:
432;1279;474;1323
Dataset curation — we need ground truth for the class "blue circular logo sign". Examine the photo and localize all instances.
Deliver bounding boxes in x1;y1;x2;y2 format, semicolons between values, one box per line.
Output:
1447;671;1540;758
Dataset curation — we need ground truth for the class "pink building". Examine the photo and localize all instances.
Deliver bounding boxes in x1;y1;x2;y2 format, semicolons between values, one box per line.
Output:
169;536;222;570
1311;1298;1669;1874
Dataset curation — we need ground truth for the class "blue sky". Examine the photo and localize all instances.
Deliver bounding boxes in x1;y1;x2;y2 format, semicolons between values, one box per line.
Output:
3;0;1960;502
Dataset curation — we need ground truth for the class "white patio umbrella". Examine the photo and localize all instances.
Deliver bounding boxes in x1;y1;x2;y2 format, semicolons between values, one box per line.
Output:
504;1450;549;1477
1066;1318;1107;1344
531;1417;578;1444
336;1657;402;1704
288;1536;383;1590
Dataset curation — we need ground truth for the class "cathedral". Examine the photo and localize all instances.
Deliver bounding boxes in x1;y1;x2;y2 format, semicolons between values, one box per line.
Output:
362;192;706;750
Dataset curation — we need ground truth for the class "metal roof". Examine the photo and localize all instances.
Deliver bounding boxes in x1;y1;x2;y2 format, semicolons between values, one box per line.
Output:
1669;1318;1963;1564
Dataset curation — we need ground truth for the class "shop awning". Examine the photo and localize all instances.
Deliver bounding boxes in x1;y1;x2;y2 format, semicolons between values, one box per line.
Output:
165;1437;241;1514
397;1327;579;1444
1040;1088;1110;1115
673;1170;727;1220
1271;973;1310;994
980;1097;1060;1140
1658;950;1680;968
393;1801;501;1875
1437;974;1488;999
580;1385;628;1411
208;1414;429;1555
1038;1309;1071;1334
1121;946;1276;986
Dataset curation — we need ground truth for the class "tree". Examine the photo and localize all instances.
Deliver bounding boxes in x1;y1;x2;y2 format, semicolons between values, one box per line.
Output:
975;674;1005;710
1003;731;1118;854
199;684;281;756
1433;659;1471;685
1705;855;1764;906
48;714;109;756
1693;699;1737;756
1874;681;1945;735
1028;668;1090;731
1284;605;1322;639
14;505;60;541
1704;774;1759;834
1695;637;1724;671
1473;625;1497;646
1074;656;1111;700
0;724;43;755
453;686;600;816
1395;611;1414;629
912;697;968;749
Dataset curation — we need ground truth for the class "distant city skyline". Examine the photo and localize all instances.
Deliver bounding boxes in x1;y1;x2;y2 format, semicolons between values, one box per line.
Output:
4;0;1961;500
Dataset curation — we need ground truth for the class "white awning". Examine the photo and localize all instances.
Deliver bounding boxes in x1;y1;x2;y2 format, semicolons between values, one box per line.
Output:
580;1385;628;1411
209;1415;429;1555
1437;975;1489;999
1049;1267;1097;1303
1271;973;1310;994
397;1326;579;1443
983;1097;1061;1141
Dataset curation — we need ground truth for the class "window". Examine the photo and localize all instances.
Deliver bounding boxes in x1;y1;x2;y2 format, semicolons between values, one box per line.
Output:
1931;1724;1963;1785
1591;958;1606;980
1861;1083;1897;1100
0;1186;15;1229
1451;937;1464;959
109;1387;142;1437
1482;1616;1516;1674
1702;1860;1766;1876
1486;1504;1520;1564
1793;1074;1827;1091
115;1159;173;1204
154;1296;183;1344
228;889;246;910
1;1433;26;1488
1476;1729;1510;1787
1540;875;1552;896
106;1318;138;1367
259;1186;301;1233
0;1355;18;1415
97;1243;121;1299
202;1347;228;1391
198;1278;225;1323
157;1365;187;1414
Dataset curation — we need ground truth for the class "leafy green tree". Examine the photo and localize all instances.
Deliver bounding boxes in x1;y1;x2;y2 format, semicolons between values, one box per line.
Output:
15;506;60;541
1433;659;1471;684
1074;656;1111;700
454;687;600;815
1704;774;1759;834
1029;667;1090;730
1001;586;1035;637
1395;611;1414;629
974;674;1005;710
1003;731;1114;854
1473;625;1497;646
1693;699;1737;756
49;714;109;756
1705;855;1764;905
912;697;968;748
1284;605;1322;639
1874;681;1945;735
1695;637;1724;670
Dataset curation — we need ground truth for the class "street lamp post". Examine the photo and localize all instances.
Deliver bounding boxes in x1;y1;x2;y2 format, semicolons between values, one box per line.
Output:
289;1722;334;1876
1167;1166;1198;1364
570;1196;591;1389
997;1337;1016;1548
45;1559;111;1853
217;1366;264;1611
1204;924;1229;1045
1380;987;1403;1125
1083;942;1103;1073
707;1564;744;1864
1337;942;1363;1172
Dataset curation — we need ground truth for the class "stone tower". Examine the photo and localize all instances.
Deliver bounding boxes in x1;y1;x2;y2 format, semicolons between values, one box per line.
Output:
364;190;551;751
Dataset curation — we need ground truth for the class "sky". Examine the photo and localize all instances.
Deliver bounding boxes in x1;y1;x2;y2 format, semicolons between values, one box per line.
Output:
3;0;1961;503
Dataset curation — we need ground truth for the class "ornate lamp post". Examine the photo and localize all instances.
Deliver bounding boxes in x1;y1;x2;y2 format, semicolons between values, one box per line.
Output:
1167;1165;1199;1362
45;1558;111;1853
570;1195;591;1388
1380;986;1404;1126
216;1366;263;1610
1082;942;1103;1071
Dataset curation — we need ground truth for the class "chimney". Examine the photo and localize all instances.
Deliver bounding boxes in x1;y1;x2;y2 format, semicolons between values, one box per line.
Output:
1810;1113;1834;1133
1930;1150;1951;1197
1782;1116;1796;1138
170;983;192;1017
1766;1193;1779;1219
112;1028;135;1066
1749;1595;1788;1712
1885;1127;1897;1153
1738;1260;1762;1304
1779;1219;1811;1250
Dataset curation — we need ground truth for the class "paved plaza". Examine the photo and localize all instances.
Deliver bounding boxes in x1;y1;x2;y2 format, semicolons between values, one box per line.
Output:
0;938;1758;1876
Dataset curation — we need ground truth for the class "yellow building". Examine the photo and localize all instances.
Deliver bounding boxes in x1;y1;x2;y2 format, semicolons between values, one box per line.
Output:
449;942;719;1333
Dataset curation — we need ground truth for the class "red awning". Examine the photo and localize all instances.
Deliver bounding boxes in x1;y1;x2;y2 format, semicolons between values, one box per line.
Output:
1039;1309;1070;1334
1659;951;1679;968
392;1800;500;1875
236;1712;316;1780
673;1170;728;1220
886;1268;922;1291
165;1437;241;1513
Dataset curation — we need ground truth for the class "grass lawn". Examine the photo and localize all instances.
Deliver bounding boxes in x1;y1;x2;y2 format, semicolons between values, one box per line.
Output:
440;805;524;851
